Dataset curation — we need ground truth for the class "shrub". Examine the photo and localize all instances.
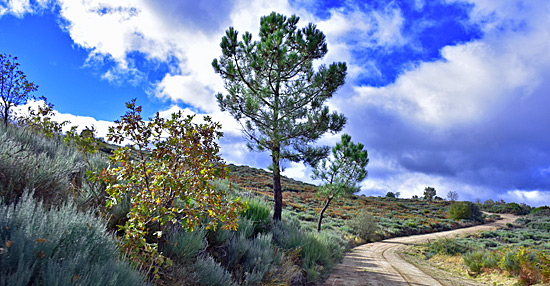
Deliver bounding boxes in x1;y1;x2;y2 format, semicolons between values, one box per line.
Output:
272;218;346;281
98;100;245;267
194;255;236;286
463;250;485;275
0;192;144;286
449;202;472;220
0;123;84;204
501;251;521;275
225;233;276;285
234;216;255;239
241;198;271;235
346;211;379;241
482;252;499;269
449;201;483;222
163;227;206;264
424;238;470;258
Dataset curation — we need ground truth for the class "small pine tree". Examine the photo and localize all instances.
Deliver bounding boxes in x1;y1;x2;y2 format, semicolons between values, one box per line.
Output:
312;134;368;232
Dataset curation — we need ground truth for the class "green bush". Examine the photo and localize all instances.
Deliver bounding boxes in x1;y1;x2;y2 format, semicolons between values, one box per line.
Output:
463;250;485;274
346;211;379;241
482;252;499;268
241;198;271;234
449;201;483;222
272;218;346;281
0;192;144;286
424;238;470;258
194;255;236;286
235;216;255;239
225;233;276;285
501;251;521;275
449;202;472;220
163;227;206;264
0;124;84;204
76;152;108;207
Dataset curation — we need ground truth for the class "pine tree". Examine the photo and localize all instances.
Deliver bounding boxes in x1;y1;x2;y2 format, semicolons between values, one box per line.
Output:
312;134;368;231
213;12;347;220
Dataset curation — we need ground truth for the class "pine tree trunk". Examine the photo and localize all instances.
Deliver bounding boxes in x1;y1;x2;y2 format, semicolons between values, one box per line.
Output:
272;148;283;221
317;196;333;232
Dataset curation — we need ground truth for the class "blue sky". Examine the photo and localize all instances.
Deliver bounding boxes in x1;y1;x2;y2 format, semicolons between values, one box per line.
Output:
1;0;549;206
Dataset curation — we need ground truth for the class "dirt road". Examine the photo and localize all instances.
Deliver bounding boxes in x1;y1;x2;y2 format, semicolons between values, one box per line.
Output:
324;214;518;286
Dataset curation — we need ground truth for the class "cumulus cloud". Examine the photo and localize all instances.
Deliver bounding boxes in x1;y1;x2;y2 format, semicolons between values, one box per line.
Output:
15;100;113;140
335;0;550;203
499;190;550;207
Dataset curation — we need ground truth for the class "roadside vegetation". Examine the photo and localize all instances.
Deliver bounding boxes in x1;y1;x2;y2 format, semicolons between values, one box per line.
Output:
410;207;550;286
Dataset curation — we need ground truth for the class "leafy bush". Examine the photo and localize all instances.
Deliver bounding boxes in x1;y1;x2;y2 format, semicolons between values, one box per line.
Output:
481;201;531;215
530;206;550;216
0;192;144;286
97;100;244;267
424;238;470;258
449;201;483;222
346;211;379;241
449;202;472;220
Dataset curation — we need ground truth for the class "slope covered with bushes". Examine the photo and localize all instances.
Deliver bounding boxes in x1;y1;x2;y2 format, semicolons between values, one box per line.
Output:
0;119;496;285
412;209;550;285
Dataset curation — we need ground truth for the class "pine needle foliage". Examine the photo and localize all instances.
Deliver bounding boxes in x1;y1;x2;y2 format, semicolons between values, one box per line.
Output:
312;134;369;231
213;12;347;220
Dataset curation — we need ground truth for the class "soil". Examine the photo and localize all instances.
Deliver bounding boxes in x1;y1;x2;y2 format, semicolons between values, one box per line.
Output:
323;214;518;286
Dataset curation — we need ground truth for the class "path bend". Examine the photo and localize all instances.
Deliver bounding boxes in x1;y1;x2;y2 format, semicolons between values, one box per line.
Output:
324;214;517;286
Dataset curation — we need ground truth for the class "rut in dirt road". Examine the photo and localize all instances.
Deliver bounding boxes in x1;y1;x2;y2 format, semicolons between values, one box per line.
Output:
323;214;518;286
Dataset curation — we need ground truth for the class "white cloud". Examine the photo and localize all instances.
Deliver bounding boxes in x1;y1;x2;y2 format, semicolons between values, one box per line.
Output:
15;100;113;140
2;0;31;16
155;74;218;113
315;4;408;80
500;190;550;207
348;24;548;129
0;0;50;17
281;162;320;185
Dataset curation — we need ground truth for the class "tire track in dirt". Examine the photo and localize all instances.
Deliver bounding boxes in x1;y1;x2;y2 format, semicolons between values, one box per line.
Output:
323;214;517;286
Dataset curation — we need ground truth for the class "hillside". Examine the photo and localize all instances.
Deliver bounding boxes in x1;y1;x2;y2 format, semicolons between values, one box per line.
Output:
226;163;474;240
0;123;495;285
